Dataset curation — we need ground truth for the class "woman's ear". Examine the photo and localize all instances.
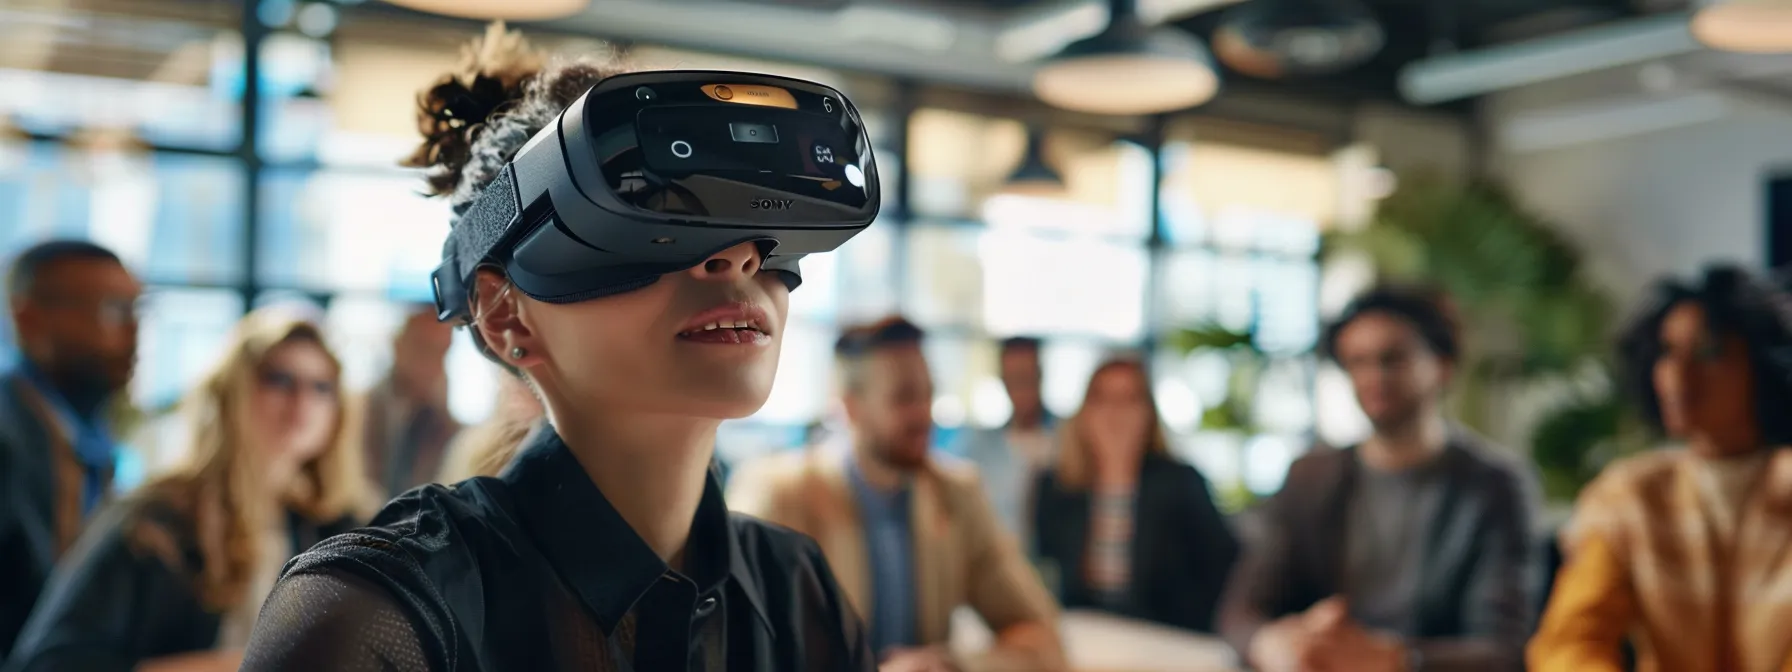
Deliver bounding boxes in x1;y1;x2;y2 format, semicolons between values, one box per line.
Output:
470;270;543;368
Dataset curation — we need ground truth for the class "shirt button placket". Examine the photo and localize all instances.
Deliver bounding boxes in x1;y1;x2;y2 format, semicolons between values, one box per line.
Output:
635;573;701;672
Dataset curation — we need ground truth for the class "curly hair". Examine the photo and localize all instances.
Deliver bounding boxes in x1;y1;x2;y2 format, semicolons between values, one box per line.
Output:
1320;283;1462;362
1617;265;1792;445
401;23;631;370
402;22;630;221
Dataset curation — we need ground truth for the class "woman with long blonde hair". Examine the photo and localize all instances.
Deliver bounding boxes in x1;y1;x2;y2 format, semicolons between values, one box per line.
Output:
1031;357;1239;634
7;308;368;672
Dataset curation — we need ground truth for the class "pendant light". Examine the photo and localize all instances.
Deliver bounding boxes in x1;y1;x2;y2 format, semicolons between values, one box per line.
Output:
1212;0;1385;78
378;0;589;21
1004;127;1066;197
1691;0;1792;54
1032;0;1221;116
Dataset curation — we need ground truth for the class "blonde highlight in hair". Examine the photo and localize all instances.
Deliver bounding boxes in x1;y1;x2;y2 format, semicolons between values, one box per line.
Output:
131;308;369;611
437;370;544;481
1051;358;1172;491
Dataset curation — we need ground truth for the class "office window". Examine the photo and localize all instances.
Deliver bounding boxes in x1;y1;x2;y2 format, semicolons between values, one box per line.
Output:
1158;141;1338;247
0;53;243;153
134;288;247;411
905;223;1150;341
0;144;246;286
904;225;985;329
1153;139;1333;496
982;230;1150;342
258;167;450;297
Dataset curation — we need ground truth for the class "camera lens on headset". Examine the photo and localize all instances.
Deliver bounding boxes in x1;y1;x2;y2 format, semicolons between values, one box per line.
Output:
635;87;657;102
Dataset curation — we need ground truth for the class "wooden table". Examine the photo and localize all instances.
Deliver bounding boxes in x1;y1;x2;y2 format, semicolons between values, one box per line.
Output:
950;608;1244;672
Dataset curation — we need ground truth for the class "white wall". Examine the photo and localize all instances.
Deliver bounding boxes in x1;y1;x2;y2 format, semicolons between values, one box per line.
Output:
1484;68;1792;306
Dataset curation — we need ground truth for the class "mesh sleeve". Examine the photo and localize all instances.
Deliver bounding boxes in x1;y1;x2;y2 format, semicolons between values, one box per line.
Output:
240;570;434;672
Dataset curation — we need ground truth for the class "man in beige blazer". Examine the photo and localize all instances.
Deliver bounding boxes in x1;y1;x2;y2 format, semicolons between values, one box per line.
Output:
728;317;1065;672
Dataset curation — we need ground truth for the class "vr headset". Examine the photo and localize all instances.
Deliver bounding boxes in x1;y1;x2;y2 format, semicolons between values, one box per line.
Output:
432;70;881;322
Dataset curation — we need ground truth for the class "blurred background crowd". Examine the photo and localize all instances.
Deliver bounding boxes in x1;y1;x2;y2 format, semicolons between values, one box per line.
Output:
2;0;1792;670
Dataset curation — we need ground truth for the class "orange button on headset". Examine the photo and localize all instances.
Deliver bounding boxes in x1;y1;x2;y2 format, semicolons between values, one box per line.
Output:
701;84;797;109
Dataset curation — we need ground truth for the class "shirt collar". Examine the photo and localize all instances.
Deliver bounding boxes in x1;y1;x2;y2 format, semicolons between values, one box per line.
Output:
844;452;911;515
1006;412;1058;431
12;363;116;466
498;425;773;635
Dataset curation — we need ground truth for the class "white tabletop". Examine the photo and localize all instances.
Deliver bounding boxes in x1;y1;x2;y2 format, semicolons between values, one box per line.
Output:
950;607;1243;672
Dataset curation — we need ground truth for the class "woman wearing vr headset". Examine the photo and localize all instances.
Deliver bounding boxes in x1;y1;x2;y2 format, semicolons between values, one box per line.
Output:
241;25;876;671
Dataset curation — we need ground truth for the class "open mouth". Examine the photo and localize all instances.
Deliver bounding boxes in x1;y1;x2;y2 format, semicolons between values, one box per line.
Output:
677;318;770;344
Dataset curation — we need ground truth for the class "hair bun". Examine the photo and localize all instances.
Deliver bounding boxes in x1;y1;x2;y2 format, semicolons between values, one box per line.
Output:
403;21;545;197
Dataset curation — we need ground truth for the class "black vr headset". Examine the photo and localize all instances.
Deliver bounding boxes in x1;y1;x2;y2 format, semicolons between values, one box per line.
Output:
432;70;881;322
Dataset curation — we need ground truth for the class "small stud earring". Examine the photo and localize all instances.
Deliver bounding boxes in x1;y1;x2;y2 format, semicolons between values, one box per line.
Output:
508;346;527;360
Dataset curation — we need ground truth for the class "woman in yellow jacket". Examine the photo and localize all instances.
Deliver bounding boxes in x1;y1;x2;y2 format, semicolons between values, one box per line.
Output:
1529;266;1792;672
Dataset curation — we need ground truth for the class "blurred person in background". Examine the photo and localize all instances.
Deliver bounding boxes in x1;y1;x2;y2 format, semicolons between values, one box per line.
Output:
5;308;367;672
1031;357;1237;634
240;25;875;671
1219;285;1538;672
1529;266;1792;672
361;303;460;497
0;240;141;657
729;317;1065;672
435;369;543;482
952;336;1056;545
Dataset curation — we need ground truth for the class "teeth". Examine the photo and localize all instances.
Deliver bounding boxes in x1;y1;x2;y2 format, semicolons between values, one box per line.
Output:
686;319;761;334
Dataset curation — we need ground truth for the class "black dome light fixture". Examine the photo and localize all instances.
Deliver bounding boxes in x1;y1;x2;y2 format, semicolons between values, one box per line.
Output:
1004;126;1066;197
1212;0;1385;79
1032;0;1221;115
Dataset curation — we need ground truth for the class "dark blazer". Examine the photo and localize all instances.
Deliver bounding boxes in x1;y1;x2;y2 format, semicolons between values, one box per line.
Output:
0;375;70;658
1032;454;1239;634
1217;437;1540;671
4;497;356;672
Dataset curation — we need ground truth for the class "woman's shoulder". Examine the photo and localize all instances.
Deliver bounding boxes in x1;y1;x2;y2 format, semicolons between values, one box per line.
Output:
1582;449;1685;502
1560;449;1686;552
292;479;511;571
104;486;203;567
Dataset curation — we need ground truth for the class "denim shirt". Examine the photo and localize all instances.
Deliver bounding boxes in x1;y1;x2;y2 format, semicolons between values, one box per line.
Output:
845;455;917;655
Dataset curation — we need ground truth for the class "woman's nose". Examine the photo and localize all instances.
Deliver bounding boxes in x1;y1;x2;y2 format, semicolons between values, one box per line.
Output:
688;242;762;281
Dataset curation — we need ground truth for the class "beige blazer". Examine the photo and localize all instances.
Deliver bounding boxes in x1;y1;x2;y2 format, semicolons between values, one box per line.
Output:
727;444;1065;671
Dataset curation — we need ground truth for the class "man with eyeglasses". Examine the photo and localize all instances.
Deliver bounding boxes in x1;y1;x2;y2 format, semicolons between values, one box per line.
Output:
0;239;142;657
1218;285;1539;672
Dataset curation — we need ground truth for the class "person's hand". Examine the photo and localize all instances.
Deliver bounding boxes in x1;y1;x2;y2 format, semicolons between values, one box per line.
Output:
1300;605;1408;672
1247;612;1318;672
878;646;959;672
1316;628;1408;672
1249;596;1381;672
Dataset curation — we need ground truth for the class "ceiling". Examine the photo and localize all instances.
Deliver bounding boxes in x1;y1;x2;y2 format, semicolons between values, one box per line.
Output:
738;0;1660;103
0;0;234;84
1173;0;1648;102
12;0;1788;136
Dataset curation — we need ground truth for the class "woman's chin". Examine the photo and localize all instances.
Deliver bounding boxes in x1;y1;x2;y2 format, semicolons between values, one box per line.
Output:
673;386;775;421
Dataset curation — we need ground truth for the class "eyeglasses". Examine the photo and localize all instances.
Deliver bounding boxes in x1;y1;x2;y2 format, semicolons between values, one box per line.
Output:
258;369;339;398
32;293;143;327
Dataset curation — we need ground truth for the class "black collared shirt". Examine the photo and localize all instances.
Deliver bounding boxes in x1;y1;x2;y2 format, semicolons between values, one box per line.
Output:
239;427;875;672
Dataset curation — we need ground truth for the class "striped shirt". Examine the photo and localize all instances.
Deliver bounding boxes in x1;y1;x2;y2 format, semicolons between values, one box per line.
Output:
1085;486;1137;607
